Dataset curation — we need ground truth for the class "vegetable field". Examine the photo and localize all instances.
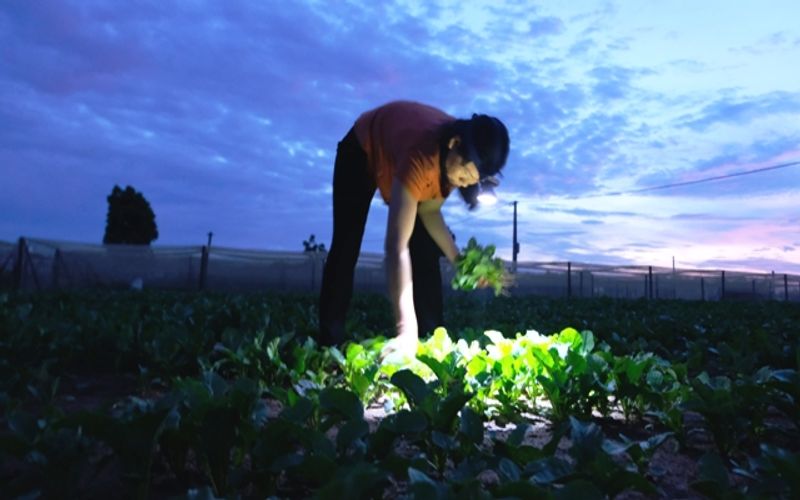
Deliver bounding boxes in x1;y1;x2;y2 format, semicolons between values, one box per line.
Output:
1;291;798;499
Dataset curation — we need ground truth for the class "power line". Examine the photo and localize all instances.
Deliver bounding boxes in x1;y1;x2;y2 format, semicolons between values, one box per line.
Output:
435;159;800;227
599;160;800;197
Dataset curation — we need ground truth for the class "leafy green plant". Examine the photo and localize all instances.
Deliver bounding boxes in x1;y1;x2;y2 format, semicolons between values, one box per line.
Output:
741;444;800;499
683;370;772;456
1;408;98;499
341;339;385;402
160;371;265;496
765;367;800;425
452;237;510;296
69;400;172;500
602;431;673;475
613;352;686;422
523;418;657;497
416;328;471;401
469;329;545;422
690;452;744;499
531;328;614;421
385;369;473;474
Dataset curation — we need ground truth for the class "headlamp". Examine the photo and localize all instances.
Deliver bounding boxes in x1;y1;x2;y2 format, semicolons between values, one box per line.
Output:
477;176;499;205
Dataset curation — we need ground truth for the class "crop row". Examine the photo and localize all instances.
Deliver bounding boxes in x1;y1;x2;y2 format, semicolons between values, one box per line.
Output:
1;291;799;498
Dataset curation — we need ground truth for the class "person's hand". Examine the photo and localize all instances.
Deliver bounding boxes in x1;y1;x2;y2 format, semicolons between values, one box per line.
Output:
380;322;419;364
379;334;419;364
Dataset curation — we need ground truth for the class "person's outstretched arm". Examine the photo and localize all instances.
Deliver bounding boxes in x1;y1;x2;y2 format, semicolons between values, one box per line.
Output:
385;179;419;340
418;198;459;264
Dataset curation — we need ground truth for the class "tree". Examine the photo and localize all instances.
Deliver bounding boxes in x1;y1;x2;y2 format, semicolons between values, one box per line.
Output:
303;234;326;252
103;185;159;245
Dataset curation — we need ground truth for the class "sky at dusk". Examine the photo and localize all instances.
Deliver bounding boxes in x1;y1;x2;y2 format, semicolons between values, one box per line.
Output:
2;0;799;274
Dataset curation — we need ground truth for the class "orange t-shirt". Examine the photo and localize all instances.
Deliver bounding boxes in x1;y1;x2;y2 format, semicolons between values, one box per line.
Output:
353;101;455;203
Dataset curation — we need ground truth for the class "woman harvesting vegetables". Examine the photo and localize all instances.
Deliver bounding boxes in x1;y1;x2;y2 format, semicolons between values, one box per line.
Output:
318;100;510;353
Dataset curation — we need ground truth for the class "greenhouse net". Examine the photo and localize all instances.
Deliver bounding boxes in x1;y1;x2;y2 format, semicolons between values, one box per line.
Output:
1;237;798;302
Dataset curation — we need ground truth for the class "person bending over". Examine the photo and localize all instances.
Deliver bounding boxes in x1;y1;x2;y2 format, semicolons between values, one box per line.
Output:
318;100;510;352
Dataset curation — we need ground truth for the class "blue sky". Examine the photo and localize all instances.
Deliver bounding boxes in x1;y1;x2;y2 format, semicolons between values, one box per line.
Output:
1;0;799;273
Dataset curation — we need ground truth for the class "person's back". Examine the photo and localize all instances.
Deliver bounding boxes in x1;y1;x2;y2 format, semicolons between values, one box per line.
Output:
354;100;455;203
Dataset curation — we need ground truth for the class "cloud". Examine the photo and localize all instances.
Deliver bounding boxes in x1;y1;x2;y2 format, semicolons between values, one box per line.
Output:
698;256;800;274
525;16;565;37
678;92;800;132
514;107;640;196
667;59;707;72
730;30;797;55
589;65;647;100
568;38;595;58
1;0;799;275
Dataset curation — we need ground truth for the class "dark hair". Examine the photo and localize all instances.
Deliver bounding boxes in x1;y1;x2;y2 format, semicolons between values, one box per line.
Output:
440;113;510;208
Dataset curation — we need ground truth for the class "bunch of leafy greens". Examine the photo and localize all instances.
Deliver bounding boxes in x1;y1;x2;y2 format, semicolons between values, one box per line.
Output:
451;237;509;296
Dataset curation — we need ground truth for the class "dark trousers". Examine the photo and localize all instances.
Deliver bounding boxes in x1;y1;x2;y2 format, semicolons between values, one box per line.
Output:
318;128;444;346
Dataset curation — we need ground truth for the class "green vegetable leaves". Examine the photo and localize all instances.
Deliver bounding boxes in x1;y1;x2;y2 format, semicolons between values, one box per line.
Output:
452;237;510;296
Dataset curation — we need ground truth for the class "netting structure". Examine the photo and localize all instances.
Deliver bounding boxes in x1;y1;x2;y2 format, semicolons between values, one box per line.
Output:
2;237;799;302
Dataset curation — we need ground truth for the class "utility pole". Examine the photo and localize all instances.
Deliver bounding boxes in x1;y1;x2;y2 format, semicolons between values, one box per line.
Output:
512;201;519;271
672;256;676;299
199;231;213;291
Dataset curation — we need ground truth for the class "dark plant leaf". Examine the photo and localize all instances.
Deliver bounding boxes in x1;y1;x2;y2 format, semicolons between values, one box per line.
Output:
495;480;551;498
314;463;388;500
554;479;604;500
432;388;472;431
390;370;430;408
459;407;484;447
507;422;530;448
319;388;363;421
568;417;604;466
336;419;369;452
431;430;458;451
527;456;575;485
498;457;521;482
394;410;428;435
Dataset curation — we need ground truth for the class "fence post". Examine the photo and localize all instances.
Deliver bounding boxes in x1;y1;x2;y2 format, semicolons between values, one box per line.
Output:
310;254;316;292
784;274;789;301
648;266;653;299
700;277;705;301
770;270;775;300
590;272;594;298
721;271;726;300
52;249;61;289
12;237;26;291
198;245;209;290
567;262;572;298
